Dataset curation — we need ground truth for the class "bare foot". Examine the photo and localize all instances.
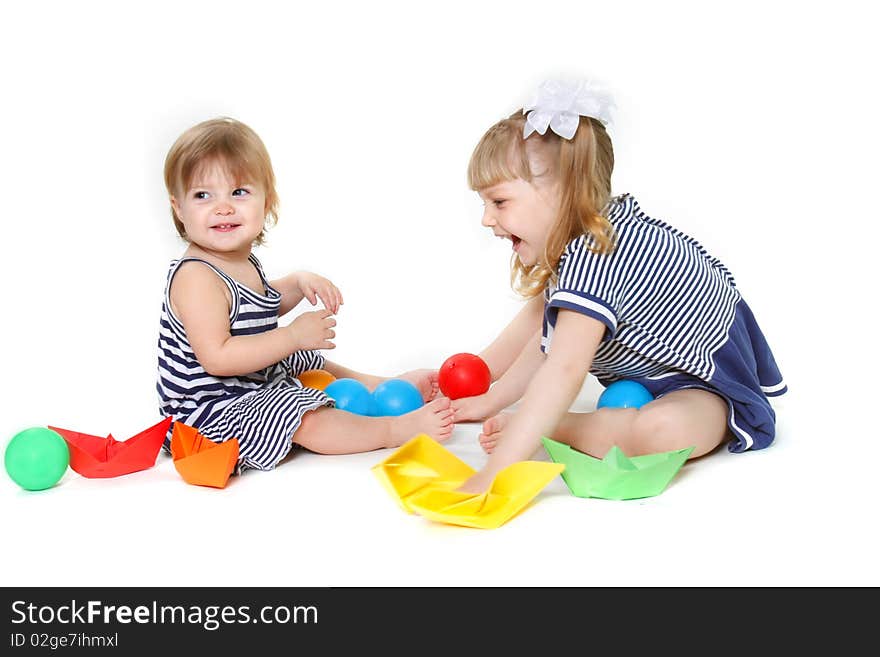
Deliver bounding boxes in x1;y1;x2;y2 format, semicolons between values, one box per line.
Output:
388;397;454;447
394;369;440;402
477;411;513;454
451;391;501;422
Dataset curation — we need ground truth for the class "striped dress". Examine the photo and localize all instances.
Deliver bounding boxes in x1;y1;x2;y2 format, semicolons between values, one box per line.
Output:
156;255;333;472
542;194;786;452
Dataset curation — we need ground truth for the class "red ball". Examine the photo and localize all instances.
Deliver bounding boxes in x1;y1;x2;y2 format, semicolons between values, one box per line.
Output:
438;353;491;400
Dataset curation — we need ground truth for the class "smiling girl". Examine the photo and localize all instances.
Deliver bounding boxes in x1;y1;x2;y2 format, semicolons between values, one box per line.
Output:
157;117;452;473
450;80;786;493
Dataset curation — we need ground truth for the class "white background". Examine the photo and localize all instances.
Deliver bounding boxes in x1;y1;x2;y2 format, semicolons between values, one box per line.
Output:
1;0;877;586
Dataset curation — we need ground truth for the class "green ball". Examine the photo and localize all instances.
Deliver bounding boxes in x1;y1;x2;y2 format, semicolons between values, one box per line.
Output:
4;427;69;491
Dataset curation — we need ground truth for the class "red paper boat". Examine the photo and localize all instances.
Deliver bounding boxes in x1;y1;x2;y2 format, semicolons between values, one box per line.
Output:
170;422;239;489
48;417;172;478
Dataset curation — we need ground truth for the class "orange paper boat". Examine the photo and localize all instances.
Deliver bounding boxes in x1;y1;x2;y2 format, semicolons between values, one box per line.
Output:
49;417;172;478
170;422;239;488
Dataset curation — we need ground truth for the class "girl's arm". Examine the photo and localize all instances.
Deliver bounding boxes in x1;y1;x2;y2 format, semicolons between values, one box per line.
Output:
452;329;545;421
272;271;343;317
172;263;335;377
460;310;605;492
479;294;544;381
483;328;546;408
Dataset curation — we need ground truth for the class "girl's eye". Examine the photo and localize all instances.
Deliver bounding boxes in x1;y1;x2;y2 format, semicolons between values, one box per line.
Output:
193;191;209;200
493;200;506;207
232;188;250;197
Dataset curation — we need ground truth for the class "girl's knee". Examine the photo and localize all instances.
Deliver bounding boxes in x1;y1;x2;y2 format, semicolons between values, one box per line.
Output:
629;399;727;456
630;405;691;455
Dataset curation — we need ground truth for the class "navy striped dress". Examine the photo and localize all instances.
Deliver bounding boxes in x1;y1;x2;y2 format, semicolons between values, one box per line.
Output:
542;194;786;452
156;255;333;472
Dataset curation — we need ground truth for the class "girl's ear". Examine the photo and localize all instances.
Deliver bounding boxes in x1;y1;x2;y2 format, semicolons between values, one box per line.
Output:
170;196;181;219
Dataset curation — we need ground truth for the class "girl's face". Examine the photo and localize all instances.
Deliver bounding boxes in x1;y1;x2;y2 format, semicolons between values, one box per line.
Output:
478;177;559;267
170;160;266;258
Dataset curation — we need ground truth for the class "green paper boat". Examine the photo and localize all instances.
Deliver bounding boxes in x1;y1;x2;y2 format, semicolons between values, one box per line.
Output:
541;437;694;500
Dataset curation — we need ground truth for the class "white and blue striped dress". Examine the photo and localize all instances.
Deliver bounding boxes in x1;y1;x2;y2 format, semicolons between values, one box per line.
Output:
156;255;333;472
542;194;786;452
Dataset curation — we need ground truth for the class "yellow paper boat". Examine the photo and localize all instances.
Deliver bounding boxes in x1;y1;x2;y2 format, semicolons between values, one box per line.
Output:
371;433;475;513
372;434;564;529
407;461;565;529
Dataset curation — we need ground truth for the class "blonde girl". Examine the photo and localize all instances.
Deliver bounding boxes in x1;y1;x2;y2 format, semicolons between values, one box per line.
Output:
452;81;786;492
158;117;452;473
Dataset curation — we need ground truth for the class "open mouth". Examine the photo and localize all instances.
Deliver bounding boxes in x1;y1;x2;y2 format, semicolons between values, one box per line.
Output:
496;233;522;248
211;223;241;232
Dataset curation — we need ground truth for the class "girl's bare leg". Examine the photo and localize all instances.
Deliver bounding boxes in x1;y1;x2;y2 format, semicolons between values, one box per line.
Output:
295;397;454;454
479;389;729;459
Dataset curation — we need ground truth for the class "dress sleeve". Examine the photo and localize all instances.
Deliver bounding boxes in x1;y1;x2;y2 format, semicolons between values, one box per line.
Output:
546;236;622;340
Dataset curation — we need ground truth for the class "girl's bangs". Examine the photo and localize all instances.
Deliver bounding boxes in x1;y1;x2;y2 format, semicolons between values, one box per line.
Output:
467;126;528;190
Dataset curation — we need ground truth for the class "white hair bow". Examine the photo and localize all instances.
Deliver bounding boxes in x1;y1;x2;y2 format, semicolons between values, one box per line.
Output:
523;79;615;140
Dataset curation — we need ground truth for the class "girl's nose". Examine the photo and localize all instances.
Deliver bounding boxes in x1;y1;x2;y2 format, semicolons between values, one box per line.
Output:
215;202;234;216
481;208;495;227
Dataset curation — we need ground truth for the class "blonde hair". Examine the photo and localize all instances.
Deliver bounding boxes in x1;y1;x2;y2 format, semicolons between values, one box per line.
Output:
467;111;615;298
163;117;279;245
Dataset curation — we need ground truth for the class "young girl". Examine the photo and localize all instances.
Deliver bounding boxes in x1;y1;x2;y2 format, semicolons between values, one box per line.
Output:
451;80;786;493
157;117;452;473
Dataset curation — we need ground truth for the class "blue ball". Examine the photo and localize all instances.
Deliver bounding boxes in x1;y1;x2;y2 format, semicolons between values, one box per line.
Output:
324;378;373;416
371;379;424;417
597;380;654;410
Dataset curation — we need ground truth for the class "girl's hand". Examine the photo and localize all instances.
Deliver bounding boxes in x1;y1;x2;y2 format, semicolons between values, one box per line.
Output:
288;309;337;351
296;272;343;314
456;469;496;494
394;369;440;402
450;390;502;422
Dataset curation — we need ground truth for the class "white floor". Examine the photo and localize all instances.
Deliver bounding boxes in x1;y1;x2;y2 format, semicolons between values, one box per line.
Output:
3;381;876;588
